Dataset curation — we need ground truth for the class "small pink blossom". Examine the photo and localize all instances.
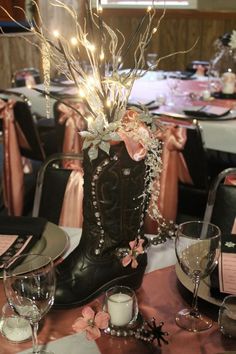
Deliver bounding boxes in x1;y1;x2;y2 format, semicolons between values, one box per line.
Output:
72;306;110;340
122;238;144;269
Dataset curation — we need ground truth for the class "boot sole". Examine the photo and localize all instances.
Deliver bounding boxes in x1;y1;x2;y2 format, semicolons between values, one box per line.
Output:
53;266;146;309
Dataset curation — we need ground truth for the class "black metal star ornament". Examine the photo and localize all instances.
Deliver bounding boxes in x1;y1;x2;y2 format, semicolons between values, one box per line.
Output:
145;317;169;346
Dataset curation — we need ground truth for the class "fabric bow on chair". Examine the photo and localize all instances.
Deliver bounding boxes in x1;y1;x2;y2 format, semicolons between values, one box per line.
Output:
0;99;24;216
56;101;86;228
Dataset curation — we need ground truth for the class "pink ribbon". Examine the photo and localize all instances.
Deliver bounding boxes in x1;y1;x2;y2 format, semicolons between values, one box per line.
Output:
118;109;149;161
0;99;24;216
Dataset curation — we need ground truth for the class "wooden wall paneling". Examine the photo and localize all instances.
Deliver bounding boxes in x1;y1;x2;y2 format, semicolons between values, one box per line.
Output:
200;18;225;60
0;36;11;88
0;33;42;89
184;19;203;67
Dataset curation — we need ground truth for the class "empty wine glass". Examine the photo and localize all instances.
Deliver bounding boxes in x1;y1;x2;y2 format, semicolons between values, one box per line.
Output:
146;53;158;80
166;71;182;106
146;53;158;70
175;221;221;332
3;253;56;354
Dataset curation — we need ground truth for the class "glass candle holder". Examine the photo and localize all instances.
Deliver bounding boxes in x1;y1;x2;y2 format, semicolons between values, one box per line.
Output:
104;286;138;329
0;302;32;343
218;295;236;338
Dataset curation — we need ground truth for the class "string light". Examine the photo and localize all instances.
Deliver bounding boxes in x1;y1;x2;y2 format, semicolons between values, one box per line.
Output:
70;37;78;46
52;29;60;38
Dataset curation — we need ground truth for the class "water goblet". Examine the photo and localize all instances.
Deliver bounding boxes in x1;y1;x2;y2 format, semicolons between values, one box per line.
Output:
3;253;56;354
175;221;221;332
146;53;158;80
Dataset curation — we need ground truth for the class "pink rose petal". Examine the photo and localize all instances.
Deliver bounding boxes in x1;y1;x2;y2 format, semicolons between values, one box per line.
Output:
86;325;101;341
131;258;138;269
122;255;132;267
129;240;136;249
82;306;95;321
94;311;110;329
72;318;88;332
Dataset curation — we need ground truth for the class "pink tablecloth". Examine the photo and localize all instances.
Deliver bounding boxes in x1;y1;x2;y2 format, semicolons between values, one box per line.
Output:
0;266;235;354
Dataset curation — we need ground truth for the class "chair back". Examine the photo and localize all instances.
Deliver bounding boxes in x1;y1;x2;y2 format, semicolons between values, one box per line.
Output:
203;167;236;234
33;153;83;227
12;68;41;87
182;122;209;189
160;116;210;221
0;91;46;161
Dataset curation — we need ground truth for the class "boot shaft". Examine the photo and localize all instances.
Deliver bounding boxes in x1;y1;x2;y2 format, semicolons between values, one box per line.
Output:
82;143;147;257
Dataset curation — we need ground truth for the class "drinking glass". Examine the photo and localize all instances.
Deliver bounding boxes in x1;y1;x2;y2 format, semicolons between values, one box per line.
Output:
146;53;158;80
3;253;56;354
166;72;181;106
146;53;158;71
175;221;221;332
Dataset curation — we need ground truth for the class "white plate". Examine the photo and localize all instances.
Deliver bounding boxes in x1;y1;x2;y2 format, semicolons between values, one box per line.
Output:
0;222;69;276
175;263;222;307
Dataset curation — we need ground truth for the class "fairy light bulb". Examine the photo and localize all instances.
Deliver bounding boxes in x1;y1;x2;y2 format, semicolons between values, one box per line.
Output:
147;6;152;12
152;27;157;34
53;30;60;38
97;6;103;14
100;51;105;61
70;37;78;46
79;89;85;98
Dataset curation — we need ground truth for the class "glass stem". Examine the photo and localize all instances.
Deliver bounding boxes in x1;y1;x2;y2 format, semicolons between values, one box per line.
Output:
30;321;39;353
190;276;200;317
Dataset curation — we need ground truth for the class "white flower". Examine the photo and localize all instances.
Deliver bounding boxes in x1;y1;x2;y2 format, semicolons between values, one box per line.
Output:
229;30;236;49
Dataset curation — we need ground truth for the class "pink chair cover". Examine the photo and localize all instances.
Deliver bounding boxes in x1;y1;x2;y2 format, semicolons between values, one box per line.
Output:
0;99;24;216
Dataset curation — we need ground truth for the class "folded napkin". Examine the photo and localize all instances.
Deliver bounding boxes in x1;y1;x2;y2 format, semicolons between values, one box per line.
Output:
18;333;100;354
183;105;230;119
210;234;236;300
0;216;47;267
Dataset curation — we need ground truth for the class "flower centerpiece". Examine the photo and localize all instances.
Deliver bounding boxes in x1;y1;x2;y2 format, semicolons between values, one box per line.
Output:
211;30;236;78
2;0;177;308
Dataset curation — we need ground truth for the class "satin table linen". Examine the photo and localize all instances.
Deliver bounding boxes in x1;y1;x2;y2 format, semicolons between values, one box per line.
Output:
8;79;236;154
0;228;235;354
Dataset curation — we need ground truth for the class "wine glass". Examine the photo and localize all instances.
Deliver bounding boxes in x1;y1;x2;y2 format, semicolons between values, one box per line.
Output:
175;221;221;332
166;72;181;106
146;53;158;80
3;253;56;354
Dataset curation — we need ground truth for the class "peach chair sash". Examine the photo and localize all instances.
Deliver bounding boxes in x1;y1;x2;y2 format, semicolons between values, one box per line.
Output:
59;167;84;228
145;124;193;234
57;102;86;227
58;102;86;156
0;99;24;216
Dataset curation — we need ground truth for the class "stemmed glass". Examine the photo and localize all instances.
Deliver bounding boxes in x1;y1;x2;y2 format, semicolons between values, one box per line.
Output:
3;253;56;354
146;53;158;80
166;72;181;106
175;221;221;332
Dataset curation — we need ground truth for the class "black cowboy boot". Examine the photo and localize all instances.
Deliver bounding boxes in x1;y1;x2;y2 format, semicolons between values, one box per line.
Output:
54;143;148;308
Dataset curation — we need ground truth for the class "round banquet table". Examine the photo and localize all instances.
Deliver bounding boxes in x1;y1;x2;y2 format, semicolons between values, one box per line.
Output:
0;264;235;354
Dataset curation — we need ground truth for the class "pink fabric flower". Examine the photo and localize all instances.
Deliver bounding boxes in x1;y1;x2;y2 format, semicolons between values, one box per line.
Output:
122;238;145;269
72;306;110;340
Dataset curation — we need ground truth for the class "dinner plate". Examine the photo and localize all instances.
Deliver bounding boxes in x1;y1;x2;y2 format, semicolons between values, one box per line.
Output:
0;222;69;277
175;263;222;307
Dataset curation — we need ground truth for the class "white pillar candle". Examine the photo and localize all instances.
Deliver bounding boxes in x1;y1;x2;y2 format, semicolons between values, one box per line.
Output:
107;293;133;327
222;72;236;94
